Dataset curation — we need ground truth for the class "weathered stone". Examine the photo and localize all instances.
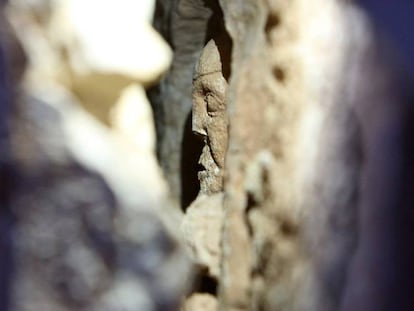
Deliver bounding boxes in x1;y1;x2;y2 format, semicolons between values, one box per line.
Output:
181;193;223;279
217;0;412;310
192;39;228;195
182;293;218;311
179;36;231;309
2;0;413;310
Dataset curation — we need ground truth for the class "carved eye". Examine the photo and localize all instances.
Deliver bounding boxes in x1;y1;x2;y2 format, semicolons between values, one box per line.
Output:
205;92;223;117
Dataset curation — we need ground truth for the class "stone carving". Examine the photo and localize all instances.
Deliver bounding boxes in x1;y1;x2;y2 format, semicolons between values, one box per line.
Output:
192;39;229;195
180;38;228;308
5;0;409;310
181;38;228;272
148;0;225;203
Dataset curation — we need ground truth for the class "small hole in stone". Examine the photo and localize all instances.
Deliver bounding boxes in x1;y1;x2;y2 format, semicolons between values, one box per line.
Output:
191;270;218;296
272;66;285;83
265;12;281;34
247;192;259;210
280;220;297;237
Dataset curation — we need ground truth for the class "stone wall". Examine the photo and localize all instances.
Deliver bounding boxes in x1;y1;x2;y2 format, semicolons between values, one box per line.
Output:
152;0;414;310
0;0;413;310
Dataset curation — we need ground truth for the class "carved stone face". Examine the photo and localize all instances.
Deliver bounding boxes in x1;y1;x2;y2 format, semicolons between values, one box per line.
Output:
192;40;228;194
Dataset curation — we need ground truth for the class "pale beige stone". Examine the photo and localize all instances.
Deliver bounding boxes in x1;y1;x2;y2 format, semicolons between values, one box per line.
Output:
110;84;156;154
50;0;171;83
218;0;374;310
6;0;172;125
192;39;228;195
182;293;218;311
181;193;223;279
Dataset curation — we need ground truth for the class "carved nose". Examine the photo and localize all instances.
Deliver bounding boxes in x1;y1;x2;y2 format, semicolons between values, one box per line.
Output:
193;125;207;138
192;115;207;138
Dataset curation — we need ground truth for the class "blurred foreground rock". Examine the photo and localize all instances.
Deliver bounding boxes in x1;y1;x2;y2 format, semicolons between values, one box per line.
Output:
1;0;193;310
1;0;413;310
9;88;191;311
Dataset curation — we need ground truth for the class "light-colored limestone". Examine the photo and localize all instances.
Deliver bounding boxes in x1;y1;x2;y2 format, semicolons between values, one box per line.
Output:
182;293;218;311
181;193;223;278
192;39;228;195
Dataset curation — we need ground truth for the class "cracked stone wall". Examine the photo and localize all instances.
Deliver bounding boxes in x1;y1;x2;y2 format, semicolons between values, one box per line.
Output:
1;0;413;310
152;0;414;310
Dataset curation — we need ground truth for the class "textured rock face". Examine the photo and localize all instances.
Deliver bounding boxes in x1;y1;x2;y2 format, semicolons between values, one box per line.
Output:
192;39;228;195
180;37;230;309
217;1;410;310
1;0;412;310
156;0;412;310
217;0;362;309
181;193;223;279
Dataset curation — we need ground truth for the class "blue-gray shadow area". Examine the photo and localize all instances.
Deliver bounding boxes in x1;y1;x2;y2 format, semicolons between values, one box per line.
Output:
358;0;414;78
0;36;15;311
340;2;414;309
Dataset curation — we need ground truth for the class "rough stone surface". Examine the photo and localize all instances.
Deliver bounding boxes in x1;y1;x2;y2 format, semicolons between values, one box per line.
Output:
1;0;413;311
217;0;412;310
217;0;363;309
182;293;218;311
140;0;413;310
181;193;223;279
179;36;230;309
192;39;229;195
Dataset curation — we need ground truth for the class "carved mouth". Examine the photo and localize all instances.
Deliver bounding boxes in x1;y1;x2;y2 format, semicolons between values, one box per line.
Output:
197;162;206;172
197;145;219;177
198;148;209;171
197;153;208;183
197;170;209;183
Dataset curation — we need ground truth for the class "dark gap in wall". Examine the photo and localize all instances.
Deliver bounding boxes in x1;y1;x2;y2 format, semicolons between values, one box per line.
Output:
0;32;16;311
272;65;286;83
265;10;281;43
188;267;218;296
180;111;203;210
265;11;280;33
197;274;218;295
204;0;232;81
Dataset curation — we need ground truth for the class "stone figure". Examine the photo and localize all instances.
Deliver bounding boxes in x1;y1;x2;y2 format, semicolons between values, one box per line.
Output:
182;38;228;274
148;0;226;203
181;37;229;310
192;39;229;194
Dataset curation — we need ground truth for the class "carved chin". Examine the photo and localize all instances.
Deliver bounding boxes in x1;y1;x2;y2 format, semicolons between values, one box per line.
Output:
198;170;223;194
198;145;223;194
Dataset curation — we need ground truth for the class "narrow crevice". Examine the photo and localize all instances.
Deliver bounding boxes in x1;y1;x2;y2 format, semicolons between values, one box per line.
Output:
272;66;286;83
265;11;281;43
180;112;203;210
265;12;280;33
188;266;219;297
197;274;218;295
